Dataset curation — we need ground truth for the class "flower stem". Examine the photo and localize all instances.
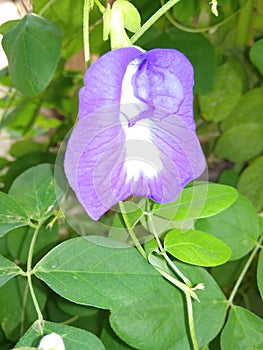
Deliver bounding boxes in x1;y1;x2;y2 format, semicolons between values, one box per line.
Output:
130;0;182;44
228;234;263;306
119;201;147;259
27;222;44;323
83;0;91;64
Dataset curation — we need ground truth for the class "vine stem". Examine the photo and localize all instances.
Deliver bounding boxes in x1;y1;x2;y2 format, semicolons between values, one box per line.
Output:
130;0;182;44
235;0;254;46
186;293;199;350
228;234;263;306
27;222;44;322
119;201;147;259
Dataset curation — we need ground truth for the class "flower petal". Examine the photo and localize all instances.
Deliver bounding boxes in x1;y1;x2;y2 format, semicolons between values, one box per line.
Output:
133;49;195;130
78;47;141;120
64;105;205;220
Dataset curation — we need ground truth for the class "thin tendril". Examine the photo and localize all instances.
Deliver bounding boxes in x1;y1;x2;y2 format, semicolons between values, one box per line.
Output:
160;0;240;33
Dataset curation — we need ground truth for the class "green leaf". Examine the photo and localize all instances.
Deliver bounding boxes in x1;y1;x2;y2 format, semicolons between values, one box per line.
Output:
34;0;92;58
257;249;263;300
15;320;105;350
238;156;263;211
57;298;98;318
164;229;231;266
101;321;133;350
0;255;22;287
110;263;227;349
216;123;263;162
34;236;161;309
9;164;62;221
221;306;263;349
250;38;263;76
113;0;141;32
221;88;263;131
9;141;45;158
2;153;56;193
196;195;260;260
153;183;238;221
2;14;62;96
0;277;46;341
0;192;29;237
211;258;247;288
199;62;243;122
219;169;239;187
0;98;40;133
0;20;19;34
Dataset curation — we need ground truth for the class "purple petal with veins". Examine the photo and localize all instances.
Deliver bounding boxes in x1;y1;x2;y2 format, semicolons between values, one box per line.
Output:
64;48;206;220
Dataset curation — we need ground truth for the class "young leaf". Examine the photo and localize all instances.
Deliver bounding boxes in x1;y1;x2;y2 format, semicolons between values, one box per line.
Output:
257;249;263;300
0;255;22;287
15;320;105;350
2;14;62;96
0;192;30;237
9;164;62;222
34;236;161;309
196;195;260;260
164;229;231;266
221;306;263;349
110;263;227;349
153;183;238;221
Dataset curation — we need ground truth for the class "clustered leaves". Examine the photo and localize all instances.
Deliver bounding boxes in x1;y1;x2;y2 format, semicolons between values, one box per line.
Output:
0;0;262;349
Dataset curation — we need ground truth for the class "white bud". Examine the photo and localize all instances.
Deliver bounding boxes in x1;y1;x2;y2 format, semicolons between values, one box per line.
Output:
38;332;65;350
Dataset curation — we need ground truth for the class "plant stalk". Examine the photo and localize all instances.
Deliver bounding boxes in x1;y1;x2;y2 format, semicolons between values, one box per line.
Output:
119;201;147;259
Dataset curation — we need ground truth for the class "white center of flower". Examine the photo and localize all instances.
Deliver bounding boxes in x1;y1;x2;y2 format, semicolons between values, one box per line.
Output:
120;59;163;181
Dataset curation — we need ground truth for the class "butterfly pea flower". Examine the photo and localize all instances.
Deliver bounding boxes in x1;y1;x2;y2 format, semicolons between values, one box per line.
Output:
64;47;206;220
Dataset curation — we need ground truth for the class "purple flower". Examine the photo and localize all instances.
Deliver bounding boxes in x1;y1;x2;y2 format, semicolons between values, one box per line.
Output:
64;47;206;220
